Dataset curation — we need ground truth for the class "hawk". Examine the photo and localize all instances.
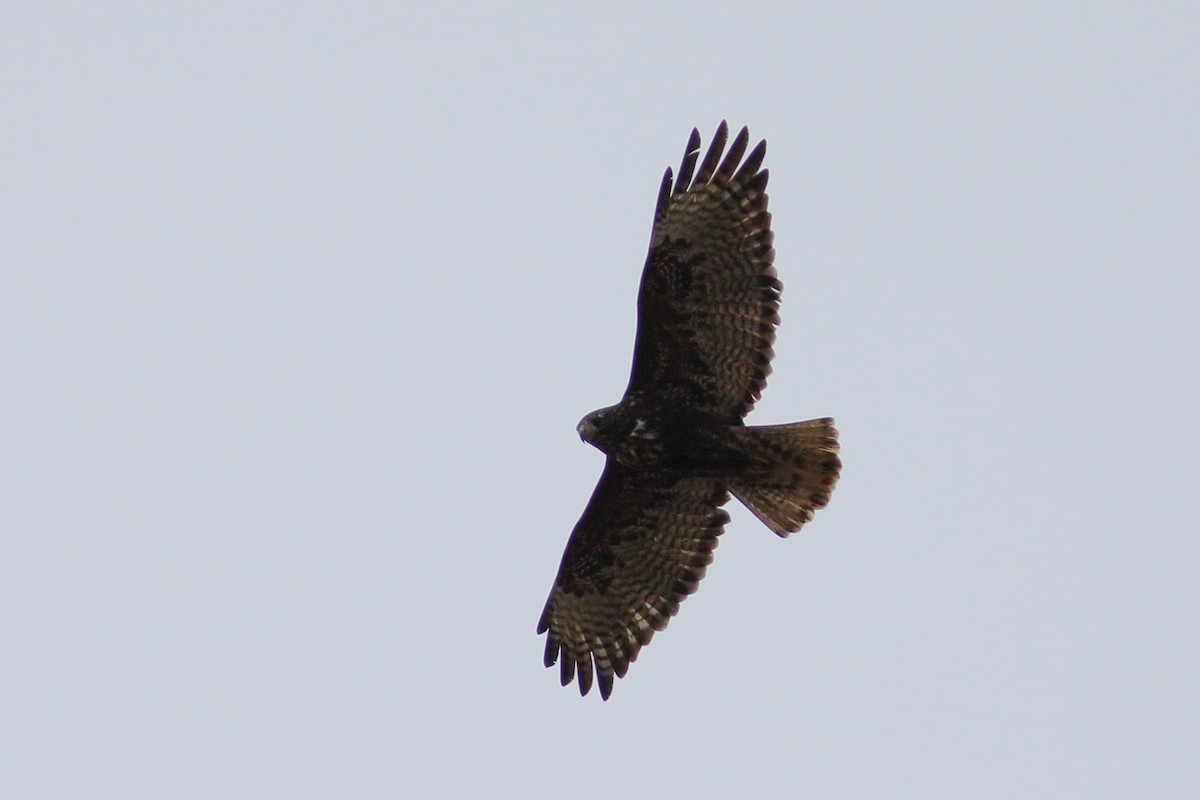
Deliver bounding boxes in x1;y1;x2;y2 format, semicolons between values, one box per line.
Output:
538;122;841;699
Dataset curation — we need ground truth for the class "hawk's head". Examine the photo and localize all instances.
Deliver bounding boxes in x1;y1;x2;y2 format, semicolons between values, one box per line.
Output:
577;402;662;466
576;407;613;449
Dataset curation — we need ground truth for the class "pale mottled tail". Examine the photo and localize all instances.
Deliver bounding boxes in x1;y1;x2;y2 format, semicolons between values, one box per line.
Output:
728;418;841;537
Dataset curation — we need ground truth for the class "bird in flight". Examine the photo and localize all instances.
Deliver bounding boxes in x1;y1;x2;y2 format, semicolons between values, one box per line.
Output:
538;122;841;699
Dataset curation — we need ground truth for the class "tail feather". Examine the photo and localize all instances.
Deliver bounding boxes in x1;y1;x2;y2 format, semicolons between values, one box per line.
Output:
728;418;841;537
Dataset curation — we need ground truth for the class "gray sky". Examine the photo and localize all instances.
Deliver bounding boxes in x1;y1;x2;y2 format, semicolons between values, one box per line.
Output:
5;2;1198;797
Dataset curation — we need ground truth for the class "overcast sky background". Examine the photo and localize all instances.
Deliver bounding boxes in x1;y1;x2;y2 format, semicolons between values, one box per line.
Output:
4;3;1198;798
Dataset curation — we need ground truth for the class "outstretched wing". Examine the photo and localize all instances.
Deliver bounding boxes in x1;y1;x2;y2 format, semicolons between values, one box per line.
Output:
537;462;729;699
625;121;780;421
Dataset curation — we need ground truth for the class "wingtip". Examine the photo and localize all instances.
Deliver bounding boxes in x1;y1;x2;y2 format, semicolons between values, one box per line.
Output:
576;658;593;697
735;139;769;185
732;125;750;151
674;129;703;195
560;652;575;687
